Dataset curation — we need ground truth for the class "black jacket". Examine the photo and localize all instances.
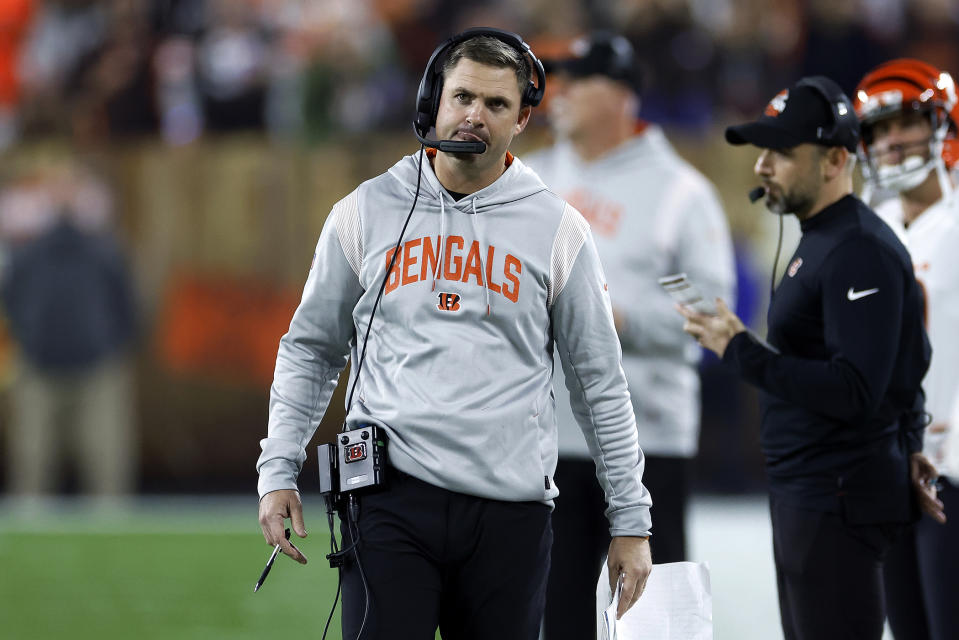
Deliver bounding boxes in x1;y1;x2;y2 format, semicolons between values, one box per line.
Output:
1;219;137;371
723;194;930;524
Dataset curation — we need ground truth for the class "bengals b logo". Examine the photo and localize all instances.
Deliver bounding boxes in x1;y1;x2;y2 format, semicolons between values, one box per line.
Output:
764;89;789;117
437;292;461;311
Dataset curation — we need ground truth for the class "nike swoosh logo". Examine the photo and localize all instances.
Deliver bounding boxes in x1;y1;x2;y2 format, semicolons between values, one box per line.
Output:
847;287;880;301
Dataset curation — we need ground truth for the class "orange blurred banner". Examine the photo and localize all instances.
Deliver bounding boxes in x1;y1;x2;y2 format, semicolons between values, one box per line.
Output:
157;273;300;387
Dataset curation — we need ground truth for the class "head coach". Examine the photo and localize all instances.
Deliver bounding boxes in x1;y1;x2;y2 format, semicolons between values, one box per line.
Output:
678;76;933;640
255;28;653;640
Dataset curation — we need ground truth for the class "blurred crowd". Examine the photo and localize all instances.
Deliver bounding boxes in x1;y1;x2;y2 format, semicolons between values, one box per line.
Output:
1;0;959;149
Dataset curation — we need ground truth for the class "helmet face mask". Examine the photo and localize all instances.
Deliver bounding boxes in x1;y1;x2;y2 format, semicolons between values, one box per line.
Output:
854;58;959;194
862;107;940;192
873;151;936;193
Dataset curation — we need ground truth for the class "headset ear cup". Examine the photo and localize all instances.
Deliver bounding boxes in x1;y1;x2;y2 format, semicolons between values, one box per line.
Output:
524;83;536;107
430;76;444;128
413;51;446;136
797;76;859;149
415;37;452;137
414;73;432;136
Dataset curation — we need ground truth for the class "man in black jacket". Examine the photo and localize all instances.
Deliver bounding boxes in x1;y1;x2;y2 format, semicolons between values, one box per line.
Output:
1;166;138;496
679;76;939;640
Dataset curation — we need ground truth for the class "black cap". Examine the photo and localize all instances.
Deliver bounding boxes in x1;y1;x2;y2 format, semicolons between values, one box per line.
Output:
543;32;642;94
725;76;860;152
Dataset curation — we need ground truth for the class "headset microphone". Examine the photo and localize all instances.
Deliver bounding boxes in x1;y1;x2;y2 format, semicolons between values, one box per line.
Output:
751;182;785;301
744;185;783;299
749;185;783;300
412;125;487;154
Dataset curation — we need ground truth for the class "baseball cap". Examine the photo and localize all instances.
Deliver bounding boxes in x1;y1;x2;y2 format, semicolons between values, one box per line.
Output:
543;32;643;93
725;76;860;152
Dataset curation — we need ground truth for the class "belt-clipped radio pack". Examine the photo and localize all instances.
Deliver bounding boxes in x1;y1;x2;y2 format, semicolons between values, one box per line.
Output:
317;424;387;503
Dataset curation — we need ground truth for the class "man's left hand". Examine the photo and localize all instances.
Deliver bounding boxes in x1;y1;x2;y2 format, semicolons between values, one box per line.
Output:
607;536;652;619
677;298;745;358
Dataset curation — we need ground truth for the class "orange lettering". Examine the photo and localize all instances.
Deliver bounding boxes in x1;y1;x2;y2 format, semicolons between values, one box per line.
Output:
502;254;521;302
421;236;441;281
565;188;623;236
484;246;502;294
385;248;401;294
461;241;484;286
444;235;464;281
402;238;421;286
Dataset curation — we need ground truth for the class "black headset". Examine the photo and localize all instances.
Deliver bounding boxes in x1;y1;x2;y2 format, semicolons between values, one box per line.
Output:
413;27;546;150
794;76;861;151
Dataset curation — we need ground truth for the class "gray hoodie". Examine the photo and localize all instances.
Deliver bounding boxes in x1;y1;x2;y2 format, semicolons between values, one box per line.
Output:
526;126;736;458
257;150;651;536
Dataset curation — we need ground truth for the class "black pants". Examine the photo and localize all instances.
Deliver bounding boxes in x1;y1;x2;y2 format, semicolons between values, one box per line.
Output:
339;469;552;640
883;478;958;640
543;455;688;640
770;495;902;640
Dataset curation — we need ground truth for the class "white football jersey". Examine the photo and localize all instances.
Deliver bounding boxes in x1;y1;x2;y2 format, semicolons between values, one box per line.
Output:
877;194;959;480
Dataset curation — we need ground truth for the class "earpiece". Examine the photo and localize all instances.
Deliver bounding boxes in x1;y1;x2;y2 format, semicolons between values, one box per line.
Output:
794;76;860;151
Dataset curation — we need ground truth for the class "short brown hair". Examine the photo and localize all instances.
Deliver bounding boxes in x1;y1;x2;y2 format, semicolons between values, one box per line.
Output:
441;36;532;103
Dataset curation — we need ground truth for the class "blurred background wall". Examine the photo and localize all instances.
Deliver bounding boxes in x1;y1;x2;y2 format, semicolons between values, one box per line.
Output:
1;0;957;497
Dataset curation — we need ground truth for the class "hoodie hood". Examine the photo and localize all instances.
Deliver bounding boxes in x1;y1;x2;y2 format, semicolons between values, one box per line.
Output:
387;149;550;212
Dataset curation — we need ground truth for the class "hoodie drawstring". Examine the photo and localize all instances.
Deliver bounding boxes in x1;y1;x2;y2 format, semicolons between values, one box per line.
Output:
432;193;447;291
469;196;492;316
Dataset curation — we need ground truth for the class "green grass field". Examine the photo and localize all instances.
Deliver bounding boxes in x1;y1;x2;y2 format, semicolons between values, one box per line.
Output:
0;498;343;640
2;494;794;639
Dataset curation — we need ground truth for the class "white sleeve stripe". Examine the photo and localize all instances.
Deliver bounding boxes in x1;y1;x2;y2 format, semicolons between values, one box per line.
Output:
548;203;590;307
333;190;363;276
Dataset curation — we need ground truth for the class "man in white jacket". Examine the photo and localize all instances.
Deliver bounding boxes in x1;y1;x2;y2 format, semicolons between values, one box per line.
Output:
256;28;653;640
525;32;735;640
854;57;955;640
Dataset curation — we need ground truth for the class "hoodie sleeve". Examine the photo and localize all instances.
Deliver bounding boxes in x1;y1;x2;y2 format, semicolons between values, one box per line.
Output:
550;204;652;537
256;190;365;498
617;172;736;356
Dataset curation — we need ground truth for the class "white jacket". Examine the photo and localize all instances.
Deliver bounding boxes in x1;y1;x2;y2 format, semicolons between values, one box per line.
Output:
257;150;652;536
877;194;959;481
526;126;736;458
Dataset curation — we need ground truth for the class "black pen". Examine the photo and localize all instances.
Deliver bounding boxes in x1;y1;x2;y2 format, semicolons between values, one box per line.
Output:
254;528;290;593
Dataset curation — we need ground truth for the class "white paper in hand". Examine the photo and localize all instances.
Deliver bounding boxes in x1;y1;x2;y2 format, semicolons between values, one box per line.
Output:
597;561;713;640
602;572;624;640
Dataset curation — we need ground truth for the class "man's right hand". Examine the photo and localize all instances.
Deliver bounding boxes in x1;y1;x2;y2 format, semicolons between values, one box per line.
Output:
909;452;946;525
258;489;309;564
677;298;745;358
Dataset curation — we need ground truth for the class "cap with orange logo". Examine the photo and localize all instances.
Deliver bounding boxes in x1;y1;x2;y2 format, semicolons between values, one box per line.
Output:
725;76;860;152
